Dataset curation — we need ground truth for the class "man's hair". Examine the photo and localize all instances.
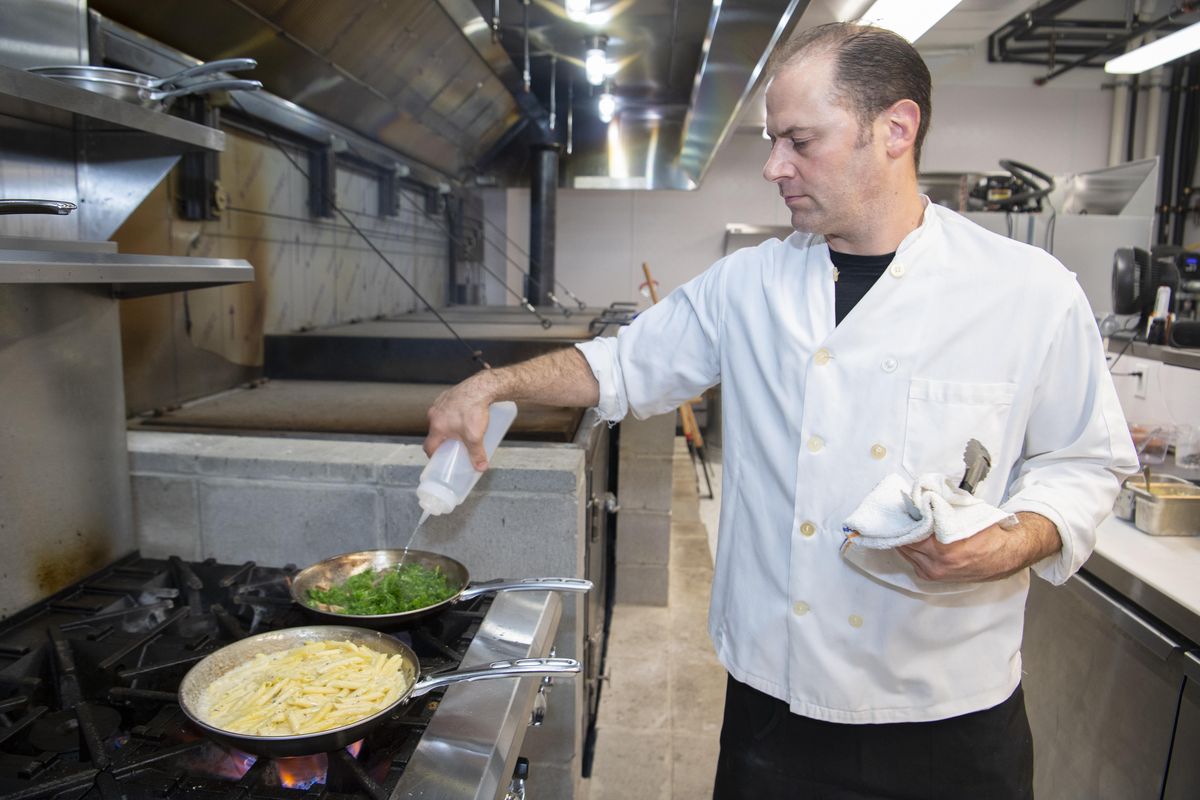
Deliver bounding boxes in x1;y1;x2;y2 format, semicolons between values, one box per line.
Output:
767;22;932;170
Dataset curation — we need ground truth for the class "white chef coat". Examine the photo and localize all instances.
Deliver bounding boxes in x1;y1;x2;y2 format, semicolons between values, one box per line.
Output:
576;199;1139;724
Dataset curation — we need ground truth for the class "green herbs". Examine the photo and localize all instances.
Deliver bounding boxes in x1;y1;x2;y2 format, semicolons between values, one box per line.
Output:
307;564;457;615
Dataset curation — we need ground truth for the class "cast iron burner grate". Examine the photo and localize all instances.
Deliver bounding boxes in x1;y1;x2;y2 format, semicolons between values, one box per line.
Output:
0;553;490;799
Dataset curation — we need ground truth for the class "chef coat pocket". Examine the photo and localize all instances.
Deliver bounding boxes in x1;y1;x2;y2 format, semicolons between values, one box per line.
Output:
901;378;1017;485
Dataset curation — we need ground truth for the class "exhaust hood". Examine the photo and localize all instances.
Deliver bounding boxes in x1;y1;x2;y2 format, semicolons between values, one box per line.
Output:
90;0;808;190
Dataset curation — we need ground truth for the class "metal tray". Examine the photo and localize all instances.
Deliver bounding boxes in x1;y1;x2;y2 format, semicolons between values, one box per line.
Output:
1125;480;1200;536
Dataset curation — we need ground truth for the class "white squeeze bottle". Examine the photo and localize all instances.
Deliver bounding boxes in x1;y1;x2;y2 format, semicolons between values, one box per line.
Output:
415;401;519;528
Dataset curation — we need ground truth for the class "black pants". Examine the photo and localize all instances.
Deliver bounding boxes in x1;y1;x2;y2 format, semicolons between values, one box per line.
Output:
713;677;1034;800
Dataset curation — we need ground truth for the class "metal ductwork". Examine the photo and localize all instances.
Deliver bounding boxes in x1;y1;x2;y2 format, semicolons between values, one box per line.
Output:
89;0;527;178
86;0;808;191
528;144;559;304
474;0;809;190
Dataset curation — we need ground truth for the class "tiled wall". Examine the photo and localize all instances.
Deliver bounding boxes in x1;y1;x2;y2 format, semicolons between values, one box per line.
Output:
116;128;450;413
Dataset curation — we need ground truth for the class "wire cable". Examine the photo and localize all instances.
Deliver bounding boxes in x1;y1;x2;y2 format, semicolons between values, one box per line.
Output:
226;99;488;369
389;186;555;328
391;189;554;329
479;213;589;309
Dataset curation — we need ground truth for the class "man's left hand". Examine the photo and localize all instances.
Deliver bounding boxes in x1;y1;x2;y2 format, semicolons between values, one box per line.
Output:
897;512;1061;583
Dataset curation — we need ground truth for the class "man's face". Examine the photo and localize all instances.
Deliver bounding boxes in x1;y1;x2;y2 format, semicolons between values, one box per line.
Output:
763;55;883;237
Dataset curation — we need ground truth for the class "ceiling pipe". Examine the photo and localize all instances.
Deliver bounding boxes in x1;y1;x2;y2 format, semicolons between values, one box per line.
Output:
1034;2;1199;85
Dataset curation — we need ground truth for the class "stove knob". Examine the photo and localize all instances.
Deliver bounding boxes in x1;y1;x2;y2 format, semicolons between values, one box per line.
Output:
530;685;547;727
504;757;529;800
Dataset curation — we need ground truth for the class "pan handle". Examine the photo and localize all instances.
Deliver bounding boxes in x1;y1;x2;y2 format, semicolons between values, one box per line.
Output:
408;657;581;698
155;79;264;101
0;199;76;215
156;58;258;88
457;577;593;601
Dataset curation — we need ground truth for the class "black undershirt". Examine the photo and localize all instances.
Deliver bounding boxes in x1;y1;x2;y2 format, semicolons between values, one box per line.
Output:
829;248;895;325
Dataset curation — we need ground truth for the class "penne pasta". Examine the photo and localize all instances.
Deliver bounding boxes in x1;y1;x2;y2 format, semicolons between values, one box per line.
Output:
198;640;408;736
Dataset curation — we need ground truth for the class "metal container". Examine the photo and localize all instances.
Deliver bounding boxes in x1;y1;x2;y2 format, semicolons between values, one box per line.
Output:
1127;481;1200;536
1114;475;1191;522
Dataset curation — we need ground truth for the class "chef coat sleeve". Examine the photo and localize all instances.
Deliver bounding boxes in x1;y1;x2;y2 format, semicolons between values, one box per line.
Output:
1000;283;1139;585
574;258;726;422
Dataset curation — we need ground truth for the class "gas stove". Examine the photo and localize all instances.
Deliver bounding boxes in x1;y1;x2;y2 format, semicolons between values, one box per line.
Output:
0;553;563;800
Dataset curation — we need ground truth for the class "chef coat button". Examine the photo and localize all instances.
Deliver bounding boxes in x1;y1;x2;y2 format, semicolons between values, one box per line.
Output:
807;436;825;453
881;357;898;373
849;614;864;628
800;521;816;537
814;348;832;366
793;601;810;616
870;443;887;460
889;262;906;278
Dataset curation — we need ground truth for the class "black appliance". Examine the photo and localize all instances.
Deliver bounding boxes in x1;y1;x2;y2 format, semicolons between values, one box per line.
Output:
967;159;1054;213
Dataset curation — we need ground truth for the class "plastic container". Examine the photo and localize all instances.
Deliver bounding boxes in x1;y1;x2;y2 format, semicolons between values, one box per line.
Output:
417;401;518;518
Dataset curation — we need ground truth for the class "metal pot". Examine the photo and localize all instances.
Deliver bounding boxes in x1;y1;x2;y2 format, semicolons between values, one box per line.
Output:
290;549;592;627
178;624;580;757
29;58;257;91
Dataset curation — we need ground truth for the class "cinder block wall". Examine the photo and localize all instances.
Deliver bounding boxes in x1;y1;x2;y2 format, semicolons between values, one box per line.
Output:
127;431;587;799
615;413;677;605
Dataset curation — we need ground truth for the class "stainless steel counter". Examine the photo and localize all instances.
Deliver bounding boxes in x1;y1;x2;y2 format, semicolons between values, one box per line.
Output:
395;591;562;800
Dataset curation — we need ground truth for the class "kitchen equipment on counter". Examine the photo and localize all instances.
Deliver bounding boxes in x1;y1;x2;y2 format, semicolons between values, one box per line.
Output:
1131;423;1174;465
1133;483;1200;537
0;199;76;215
179;624;579;757
1114;474;1200;535
291;548;592;627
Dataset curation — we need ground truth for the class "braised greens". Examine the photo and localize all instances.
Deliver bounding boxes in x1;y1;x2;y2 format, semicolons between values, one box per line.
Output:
307;563;456;615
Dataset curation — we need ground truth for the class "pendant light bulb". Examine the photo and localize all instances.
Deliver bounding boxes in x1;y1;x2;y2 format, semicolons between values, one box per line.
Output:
597;89;616;123
585;34;608;86
565;0;590;22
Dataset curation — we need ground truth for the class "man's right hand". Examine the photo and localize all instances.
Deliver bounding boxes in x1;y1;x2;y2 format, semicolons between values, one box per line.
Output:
422;348;601;471
425;374;495;471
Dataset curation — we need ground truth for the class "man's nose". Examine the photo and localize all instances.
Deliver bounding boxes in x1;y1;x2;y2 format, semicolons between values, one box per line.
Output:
762;142;793;183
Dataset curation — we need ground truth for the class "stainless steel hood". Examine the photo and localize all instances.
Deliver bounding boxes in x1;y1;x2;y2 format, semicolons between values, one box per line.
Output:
89;0;806;190
470;0;809;189
90;0;525;177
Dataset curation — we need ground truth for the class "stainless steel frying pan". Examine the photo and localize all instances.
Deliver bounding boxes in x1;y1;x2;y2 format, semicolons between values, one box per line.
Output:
28;58;257;91
178;624;579;757
290;549;592;628
29;64;261;109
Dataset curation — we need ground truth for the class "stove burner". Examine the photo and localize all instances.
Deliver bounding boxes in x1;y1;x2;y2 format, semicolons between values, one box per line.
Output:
0;553;489;799
27;706;122;754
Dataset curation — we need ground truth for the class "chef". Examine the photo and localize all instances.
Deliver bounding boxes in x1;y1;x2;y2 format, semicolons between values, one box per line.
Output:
425;21;1138;800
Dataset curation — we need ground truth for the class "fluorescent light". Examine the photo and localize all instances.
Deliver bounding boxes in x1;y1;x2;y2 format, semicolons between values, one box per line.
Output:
598;90;616;123
858;0;964;43
585;47;607;85
565;0;590;21
1106;21;1200;74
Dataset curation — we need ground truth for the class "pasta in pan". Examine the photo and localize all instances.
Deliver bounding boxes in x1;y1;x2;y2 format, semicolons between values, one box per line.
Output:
197;640;409;736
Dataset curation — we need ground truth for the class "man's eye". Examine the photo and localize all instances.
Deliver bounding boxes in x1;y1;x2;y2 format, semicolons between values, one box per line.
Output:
792;139;809;150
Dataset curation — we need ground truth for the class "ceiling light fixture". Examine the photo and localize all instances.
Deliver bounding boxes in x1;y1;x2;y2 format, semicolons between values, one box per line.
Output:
585;34;609;86
1105;21;1200;74
598;84;616;123
857;0;964;43
565;0;590;22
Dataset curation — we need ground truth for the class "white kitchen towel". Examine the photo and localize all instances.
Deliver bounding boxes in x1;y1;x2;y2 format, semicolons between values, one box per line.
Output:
843;473;1018;550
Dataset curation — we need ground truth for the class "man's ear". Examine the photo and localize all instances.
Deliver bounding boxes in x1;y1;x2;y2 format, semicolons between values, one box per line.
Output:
882;99;920;163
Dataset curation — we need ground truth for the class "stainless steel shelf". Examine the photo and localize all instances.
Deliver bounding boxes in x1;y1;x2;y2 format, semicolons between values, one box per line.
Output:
0;63;223;152
1108;336;1200;372
0;249;253;298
